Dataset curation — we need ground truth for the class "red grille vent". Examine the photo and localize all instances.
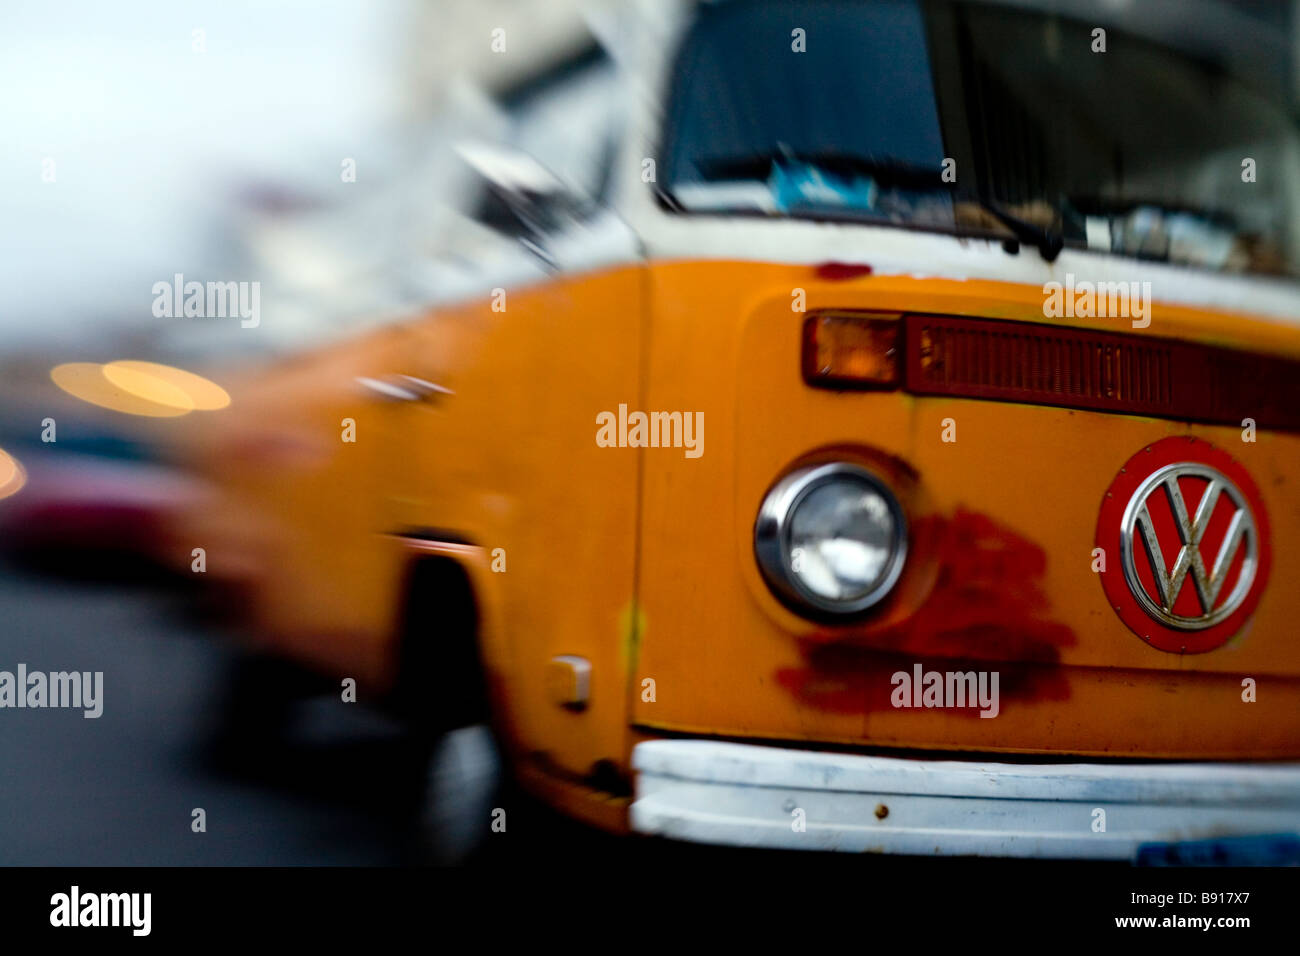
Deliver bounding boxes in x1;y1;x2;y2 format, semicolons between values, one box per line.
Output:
902;314;1300;431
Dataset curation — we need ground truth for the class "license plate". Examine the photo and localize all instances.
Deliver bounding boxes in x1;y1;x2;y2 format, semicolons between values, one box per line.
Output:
1136;833;1300;866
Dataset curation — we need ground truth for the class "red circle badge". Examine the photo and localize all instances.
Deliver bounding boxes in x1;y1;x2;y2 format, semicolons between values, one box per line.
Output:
1095;436;1270;653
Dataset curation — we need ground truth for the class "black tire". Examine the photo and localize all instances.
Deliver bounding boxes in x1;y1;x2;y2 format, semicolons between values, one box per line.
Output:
397;558;504;864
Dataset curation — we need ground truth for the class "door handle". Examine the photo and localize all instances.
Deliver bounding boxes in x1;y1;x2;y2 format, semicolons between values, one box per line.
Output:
396;375;454;399
356;375;453;403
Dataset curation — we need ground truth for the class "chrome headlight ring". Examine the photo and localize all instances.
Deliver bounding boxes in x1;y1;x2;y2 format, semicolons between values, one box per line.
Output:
754;462;908;618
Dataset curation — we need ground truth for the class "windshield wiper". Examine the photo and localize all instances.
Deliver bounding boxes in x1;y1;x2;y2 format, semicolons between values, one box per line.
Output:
686;148;1067;260
972;198;1064;262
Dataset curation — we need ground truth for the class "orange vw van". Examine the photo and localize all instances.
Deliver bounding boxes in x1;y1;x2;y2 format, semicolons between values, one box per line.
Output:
178;0;1300;861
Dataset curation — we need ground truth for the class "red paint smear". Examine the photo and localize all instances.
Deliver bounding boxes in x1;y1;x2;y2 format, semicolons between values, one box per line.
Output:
776;508;1075;716
814;262;873;281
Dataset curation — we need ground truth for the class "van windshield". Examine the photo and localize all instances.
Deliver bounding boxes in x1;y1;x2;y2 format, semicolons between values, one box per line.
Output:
660;0;1300;279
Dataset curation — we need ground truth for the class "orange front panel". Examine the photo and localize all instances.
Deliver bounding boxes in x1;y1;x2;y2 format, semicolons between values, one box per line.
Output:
633;260;1300;758
391;266;646;782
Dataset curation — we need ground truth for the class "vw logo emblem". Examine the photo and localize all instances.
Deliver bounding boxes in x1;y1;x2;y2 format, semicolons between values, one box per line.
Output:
1096;437;1271;654
1119;463;1257;630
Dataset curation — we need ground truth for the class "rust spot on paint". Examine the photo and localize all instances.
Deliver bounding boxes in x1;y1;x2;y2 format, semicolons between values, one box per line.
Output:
775;508;1075;715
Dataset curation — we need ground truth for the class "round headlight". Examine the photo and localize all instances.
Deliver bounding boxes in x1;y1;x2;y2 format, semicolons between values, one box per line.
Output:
755;463;907;616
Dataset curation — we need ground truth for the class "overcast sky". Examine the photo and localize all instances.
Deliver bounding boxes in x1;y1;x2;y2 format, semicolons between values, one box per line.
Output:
0;0;410;346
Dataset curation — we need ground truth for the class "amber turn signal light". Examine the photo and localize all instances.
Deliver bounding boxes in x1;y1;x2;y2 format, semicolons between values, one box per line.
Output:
802;313;902;389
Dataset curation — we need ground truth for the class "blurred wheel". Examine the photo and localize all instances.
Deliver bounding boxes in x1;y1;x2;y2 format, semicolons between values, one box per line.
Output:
417;723;503;865
397;557;500;864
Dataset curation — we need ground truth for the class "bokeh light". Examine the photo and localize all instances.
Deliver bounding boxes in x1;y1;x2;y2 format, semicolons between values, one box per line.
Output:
0;446;26;500
103;361;231;412
50;362;191;417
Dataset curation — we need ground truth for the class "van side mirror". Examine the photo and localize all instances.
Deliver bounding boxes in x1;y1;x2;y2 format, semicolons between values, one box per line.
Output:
454;140;592;265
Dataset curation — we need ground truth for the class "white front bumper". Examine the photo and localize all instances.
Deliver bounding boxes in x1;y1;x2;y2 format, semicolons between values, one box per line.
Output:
630;740;1300;859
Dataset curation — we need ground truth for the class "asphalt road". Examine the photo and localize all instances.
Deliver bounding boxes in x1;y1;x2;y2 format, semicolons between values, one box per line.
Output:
0;559;639;866
0;561;408;864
